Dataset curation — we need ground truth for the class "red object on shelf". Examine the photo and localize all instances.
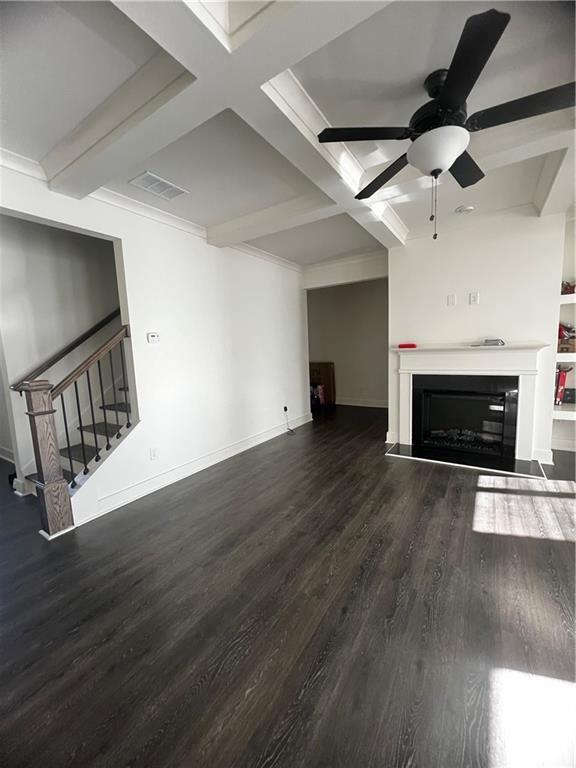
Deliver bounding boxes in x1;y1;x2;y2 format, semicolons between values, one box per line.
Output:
555;369;568;405
398;343;417;349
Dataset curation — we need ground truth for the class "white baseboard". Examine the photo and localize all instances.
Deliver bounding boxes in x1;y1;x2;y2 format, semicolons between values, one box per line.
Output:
386;430;398;444
39;525;75;541
0;445;14;463
76;413;313;527
336;398;388;408
12;476;36;496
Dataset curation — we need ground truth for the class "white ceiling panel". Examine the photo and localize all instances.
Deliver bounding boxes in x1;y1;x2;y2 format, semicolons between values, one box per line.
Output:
0;1;161;160
397;155;545;239
106;109;319;227
247;213;384;265
293;1;575;167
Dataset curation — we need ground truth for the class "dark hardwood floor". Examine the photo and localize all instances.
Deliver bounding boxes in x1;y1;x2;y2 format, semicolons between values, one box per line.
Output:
0;408;574;768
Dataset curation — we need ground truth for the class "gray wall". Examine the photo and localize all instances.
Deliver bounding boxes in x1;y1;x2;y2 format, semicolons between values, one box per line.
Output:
0;214;119;476
307;278;388;407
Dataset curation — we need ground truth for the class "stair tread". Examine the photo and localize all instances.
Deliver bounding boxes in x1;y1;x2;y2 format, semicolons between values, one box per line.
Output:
60;443;98;463
100;402;131;413
78;422;119;437
27;469;74;485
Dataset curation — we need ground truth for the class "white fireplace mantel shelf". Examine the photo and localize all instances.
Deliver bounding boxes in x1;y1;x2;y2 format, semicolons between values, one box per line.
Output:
391;341;549;462
391;342;548;353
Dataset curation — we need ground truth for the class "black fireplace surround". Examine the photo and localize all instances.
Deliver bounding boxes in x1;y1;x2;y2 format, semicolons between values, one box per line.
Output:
412;375;519;471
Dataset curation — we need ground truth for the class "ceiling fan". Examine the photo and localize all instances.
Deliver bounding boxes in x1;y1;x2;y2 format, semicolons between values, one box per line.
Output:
318;8;575;203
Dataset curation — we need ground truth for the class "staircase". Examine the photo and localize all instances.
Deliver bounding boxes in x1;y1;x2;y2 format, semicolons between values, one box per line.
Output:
11;310;134;538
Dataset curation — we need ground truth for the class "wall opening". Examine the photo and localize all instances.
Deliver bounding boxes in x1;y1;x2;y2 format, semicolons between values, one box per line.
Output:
306;278;389;418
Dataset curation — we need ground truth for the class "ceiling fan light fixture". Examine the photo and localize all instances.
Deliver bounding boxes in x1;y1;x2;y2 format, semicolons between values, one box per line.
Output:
407;126;470;177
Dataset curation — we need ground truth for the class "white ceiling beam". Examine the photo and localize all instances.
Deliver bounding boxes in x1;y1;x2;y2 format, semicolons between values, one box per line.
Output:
206;192;338;247
46;0;406;248
254;68;408;246
44;52;194;198
51;0;389;200
533;147;574;216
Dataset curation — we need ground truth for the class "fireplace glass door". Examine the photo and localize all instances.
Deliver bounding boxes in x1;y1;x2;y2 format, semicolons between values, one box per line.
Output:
412;375;518;465
422;391;506;455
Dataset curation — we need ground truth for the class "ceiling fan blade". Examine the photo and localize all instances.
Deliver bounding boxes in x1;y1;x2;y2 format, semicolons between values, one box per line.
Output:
438;9;510;110
355;154;408;199
467;82;576;132
450;152;485;188
318;127;411;143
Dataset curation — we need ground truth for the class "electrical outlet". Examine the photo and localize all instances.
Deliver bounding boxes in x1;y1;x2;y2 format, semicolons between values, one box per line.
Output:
149;447;158;461
469;291;480;306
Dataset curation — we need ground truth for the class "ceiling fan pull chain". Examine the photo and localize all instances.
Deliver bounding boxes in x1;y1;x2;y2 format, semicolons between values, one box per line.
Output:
429;177;435;222
431;175;439;240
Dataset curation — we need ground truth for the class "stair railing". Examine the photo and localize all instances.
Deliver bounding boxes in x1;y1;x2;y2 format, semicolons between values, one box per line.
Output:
12;319;130;538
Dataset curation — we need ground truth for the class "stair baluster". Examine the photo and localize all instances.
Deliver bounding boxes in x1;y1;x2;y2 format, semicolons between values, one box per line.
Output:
73;380;89;475
60;393;77;488
119;341;131;429
97;359;112;450
85;369;101;462
109;350;121;439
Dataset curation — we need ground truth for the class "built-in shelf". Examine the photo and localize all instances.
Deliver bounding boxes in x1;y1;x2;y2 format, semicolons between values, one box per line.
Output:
559;294;576;305
557;352;576;363
553;403;576;421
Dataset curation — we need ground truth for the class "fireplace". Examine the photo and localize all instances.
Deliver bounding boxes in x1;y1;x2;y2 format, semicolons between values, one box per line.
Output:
412;375;519;470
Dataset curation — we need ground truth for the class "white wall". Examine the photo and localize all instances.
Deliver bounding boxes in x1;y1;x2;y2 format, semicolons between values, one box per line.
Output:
0;351;13;462
0;214;119;478
387;209;566;464
308;279;388;407
0;165;310;525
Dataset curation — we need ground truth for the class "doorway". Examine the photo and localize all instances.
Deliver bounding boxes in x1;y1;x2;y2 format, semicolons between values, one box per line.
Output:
307;278;389;417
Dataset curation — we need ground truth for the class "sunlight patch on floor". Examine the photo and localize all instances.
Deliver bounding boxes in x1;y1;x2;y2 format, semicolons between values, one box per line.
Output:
473;475;575;542
490;668;575;768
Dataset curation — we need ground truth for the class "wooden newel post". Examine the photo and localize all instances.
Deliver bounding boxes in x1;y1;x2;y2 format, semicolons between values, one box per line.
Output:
21;380;74;537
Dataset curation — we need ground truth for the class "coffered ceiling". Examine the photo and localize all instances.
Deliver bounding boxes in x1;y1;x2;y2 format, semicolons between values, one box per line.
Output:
0;0;573;264
0;1;164;159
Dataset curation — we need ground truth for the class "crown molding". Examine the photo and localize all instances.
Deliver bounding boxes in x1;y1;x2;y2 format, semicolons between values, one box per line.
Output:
94;189;300;271
234;242;302;273
304;249;387;273
92;187;207;238
0;149;300;273
0;148;46;180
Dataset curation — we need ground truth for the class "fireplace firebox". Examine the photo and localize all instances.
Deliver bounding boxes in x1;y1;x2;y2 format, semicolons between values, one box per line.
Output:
412;375;519;470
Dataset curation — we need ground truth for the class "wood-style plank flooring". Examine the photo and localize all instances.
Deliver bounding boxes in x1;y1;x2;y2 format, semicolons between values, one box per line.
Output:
0;408;574;768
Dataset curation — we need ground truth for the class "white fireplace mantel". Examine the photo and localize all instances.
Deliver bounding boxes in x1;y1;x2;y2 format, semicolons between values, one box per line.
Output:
392;342;548;462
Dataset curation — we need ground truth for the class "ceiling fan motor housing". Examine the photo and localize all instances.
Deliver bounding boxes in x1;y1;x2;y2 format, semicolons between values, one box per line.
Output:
409;69;468;137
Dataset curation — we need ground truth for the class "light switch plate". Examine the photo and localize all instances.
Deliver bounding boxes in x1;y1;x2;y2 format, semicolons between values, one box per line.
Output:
469;291;480;305
447;294;457;307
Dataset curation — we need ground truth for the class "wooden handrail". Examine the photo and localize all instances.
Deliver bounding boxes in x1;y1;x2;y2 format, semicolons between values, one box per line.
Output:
52;326;129;399
11;308;121;391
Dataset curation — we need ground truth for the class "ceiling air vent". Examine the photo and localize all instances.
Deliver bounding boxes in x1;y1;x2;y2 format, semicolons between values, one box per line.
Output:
129;171;188;201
